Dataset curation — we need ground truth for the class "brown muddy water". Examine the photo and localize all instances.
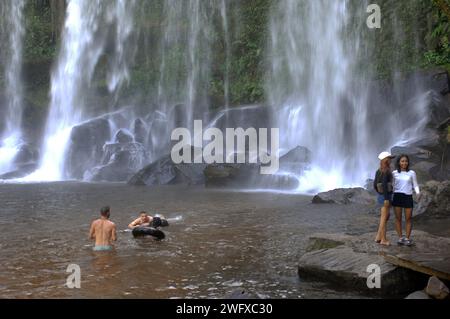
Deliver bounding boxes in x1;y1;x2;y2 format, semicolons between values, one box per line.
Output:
0;182;383;299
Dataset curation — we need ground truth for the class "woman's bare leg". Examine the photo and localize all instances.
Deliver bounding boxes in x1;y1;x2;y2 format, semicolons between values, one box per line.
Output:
394;207;403;238
375;206;384;242
405;208;413;239
380;205;391;245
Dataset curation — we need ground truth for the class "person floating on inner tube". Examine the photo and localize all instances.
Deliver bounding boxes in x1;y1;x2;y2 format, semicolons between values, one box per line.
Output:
128;211;153;229
128;211;169;229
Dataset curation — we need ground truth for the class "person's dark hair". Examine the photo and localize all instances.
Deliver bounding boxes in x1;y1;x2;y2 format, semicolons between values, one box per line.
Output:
139;211;147;216
100;206;110;217
396;154;410;173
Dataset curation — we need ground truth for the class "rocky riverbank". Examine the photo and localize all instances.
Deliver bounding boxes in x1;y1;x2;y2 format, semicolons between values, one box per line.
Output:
298;230;450;298
305;180;450;298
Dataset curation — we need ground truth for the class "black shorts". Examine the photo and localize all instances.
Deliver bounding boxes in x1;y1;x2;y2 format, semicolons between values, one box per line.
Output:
392;193;414;209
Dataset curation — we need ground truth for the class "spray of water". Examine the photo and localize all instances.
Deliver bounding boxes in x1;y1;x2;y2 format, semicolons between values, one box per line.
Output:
24;0;136;181
267;0;430;193
0;0;25;174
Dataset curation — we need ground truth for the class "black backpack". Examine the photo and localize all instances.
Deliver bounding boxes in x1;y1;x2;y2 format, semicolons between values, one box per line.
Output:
373;170;393;194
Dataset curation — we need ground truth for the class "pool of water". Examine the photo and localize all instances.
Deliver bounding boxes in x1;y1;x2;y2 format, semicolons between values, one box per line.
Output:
0;182;377;299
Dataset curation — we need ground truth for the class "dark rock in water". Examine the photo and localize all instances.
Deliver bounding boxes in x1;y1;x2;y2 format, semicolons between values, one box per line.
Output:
414;180;450;220
129;155;177;186
0;163;38;180
279;146;311;173
128;153;207;186
204;163;299;190
114;129;134;144
88;142;148;182
133;118;147;144
280;146;311;164
101;142;148;168
312;188;376;205
66;118;111;179
88;162;136;182
13;144;39;165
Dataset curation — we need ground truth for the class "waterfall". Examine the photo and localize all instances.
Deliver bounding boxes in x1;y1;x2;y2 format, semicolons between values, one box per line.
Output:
0;0;25;174
25;0;136;181
267;0;430;193
220;0;231;108
152;0;215;159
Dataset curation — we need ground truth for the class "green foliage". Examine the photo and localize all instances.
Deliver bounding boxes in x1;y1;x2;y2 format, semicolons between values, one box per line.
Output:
423;0;450;68
226;0;271;105
23;1;57;63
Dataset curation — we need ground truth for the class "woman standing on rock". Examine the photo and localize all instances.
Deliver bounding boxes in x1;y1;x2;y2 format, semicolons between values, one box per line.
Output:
392;154;421;246
374;152;395;246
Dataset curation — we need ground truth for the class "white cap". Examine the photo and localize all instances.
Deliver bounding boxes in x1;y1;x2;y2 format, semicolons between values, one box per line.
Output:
378;151;395;161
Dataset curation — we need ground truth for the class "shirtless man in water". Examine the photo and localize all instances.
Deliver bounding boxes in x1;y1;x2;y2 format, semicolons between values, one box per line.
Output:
89;206;117;251
128;211;153;229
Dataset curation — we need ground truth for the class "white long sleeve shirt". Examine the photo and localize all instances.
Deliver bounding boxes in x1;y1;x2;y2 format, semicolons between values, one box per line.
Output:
392;170;420;195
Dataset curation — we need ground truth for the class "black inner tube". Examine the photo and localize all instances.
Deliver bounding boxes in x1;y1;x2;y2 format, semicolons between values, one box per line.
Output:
132;226;165;240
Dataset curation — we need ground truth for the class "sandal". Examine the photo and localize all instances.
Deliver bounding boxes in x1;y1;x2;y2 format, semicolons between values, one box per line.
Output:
404;239;413;246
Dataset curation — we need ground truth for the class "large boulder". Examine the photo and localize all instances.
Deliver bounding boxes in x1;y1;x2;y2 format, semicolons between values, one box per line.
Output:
279;146;311;173
298;232;430;296
414;180;450;220
204;163;299;190
0;144;41;180
128;151;206;186
425;276;449;300
66;118;111;179
87;151;137;182
13;144;39;165
0;163;38;180
312;188;376;205
101;142;148;168
87;142;149;182
114;129;134;144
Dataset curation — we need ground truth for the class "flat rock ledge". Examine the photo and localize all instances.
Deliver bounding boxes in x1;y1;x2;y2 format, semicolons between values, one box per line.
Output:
298;231;450;296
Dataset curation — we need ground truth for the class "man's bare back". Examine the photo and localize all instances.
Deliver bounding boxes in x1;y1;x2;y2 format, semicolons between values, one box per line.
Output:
90;219;116;246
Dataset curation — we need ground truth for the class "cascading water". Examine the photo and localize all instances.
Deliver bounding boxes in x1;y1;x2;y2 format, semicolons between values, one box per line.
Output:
220;0;231;108
267;0;431;193
151;0;216;160
25;0;136;181
157;0;214;128
0;0;25;175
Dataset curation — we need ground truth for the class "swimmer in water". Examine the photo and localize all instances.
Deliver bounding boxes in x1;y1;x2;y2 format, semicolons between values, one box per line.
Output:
89;206;117;251
128;211;154;229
